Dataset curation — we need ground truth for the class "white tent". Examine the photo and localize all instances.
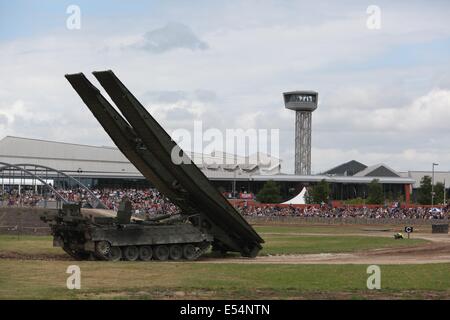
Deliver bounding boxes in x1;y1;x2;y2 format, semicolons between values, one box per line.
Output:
281;187;307;205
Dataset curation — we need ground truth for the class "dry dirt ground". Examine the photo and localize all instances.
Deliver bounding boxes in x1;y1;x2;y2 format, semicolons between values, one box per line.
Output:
201;232;450;265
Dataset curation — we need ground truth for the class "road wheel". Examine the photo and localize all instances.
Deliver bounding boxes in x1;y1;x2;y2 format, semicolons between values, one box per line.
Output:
139;246;153;261
95;241;111;257
108;246;122;261
154;245;169;261
169;245;183;260
182;244;197;261
123;246;139;261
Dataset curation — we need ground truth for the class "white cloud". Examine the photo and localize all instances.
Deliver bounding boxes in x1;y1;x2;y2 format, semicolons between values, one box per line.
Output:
132;22;208;53
0;100;26;123
316;88;450;133
376;89;450;132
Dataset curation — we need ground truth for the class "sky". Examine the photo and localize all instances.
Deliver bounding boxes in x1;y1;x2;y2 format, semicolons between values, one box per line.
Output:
0;0;450;173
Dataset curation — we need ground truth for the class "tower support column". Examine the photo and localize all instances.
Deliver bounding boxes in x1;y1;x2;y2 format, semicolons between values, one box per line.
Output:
295;111;312;175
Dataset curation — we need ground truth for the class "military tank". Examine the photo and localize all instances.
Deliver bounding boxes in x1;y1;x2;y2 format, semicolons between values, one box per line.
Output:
40;70;264;261
41;200;213;261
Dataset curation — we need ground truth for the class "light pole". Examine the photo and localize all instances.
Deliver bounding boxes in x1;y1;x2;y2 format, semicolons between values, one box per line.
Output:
444;179;447;206
232;170;236;198
431;163;439;207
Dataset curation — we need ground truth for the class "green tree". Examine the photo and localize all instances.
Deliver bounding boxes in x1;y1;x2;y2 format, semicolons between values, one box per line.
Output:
418;176;432;205
305;187;314;204
256;180;282;203
311;179;330;204
367;179;383;204
434;182;445;204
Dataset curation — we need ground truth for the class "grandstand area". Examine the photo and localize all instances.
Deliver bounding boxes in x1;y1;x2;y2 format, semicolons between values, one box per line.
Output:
2;135;444;201
1;186;448;225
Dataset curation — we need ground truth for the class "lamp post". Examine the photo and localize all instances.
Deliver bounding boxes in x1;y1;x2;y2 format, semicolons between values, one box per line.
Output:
444;179;447;206
431;163;439;207
232;170;236;198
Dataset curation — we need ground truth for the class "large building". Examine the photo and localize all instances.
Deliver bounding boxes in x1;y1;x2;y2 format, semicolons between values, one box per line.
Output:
0;136;433;203
0;136;280;191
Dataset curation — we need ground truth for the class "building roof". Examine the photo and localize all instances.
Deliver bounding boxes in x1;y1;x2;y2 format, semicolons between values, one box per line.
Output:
323;160;367;176
0;136;280;178
353;163;400;177
398;171;450;188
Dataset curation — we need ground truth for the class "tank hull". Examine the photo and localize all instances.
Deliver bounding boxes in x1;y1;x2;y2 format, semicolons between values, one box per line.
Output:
89;224;212;247
43;204;213;261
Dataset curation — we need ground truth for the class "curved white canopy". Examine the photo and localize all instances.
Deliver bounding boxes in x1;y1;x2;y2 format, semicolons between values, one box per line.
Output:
281;187;307;205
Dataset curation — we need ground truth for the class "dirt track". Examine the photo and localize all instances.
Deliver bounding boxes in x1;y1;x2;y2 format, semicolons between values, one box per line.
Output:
200;232;450;265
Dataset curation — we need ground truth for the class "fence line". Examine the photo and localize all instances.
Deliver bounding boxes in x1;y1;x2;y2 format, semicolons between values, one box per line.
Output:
245;216;449;225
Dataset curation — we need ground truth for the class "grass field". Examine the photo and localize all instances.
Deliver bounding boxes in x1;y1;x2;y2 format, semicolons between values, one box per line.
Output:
0;224;447;300
0;260;449;299
0;235;62;256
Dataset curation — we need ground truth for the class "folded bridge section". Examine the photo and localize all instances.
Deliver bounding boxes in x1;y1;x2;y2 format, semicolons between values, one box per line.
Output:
65;71;263;257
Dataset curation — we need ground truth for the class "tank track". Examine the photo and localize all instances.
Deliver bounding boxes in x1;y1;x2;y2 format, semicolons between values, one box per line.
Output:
69;241;211;262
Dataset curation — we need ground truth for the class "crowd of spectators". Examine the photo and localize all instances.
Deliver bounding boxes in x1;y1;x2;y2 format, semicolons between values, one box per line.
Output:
89;188;180;216
1;187;449;220
0;189;42;207
236;204;449;220
0;187;180;217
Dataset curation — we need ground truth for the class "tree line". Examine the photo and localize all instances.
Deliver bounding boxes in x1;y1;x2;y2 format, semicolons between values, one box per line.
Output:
256;176;446;205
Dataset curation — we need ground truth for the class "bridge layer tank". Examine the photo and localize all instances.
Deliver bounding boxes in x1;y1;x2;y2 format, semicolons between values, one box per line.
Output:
42;202;213;261
64;71;263;258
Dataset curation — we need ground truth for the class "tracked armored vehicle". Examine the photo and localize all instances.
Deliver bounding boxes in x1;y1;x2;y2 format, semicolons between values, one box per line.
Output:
41;70;264;261
42;200;213;261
